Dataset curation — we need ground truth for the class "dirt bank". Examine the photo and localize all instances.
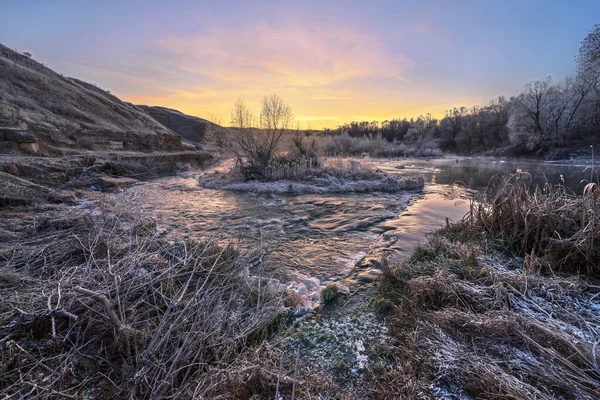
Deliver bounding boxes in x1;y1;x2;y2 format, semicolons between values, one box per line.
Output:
0;151;214;190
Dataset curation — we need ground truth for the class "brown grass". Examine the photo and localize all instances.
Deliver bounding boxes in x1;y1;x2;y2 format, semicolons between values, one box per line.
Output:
0;43;181;152
0;197;288;398
377;204;600;399
467;170;600;276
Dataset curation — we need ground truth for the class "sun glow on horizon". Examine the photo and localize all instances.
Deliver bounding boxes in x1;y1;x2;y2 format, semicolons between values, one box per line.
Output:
53;18;504;130
119;91;457;129
4;1;594;130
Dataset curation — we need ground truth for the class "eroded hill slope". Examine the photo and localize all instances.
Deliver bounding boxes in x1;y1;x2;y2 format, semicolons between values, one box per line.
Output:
0;43;182;153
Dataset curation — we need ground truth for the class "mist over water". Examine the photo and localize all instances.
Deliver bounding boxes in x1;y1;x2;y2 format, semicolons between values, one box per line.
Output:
388;157;596;194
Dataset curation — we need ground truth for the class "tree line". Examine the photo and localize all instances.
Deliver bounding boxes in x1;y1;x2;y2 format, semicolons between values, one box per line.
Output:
322;24;600;157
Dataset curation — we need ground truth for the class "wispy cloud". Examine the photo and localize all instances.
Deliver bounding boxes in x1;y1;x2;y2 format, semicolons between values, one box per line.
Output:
95;22;419;127
155;23;414;89
64;21;478;128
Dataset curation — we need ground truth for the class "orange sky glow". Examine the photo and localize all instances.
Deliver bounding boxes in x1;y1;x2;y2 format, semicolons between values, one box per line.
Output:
4;1;591;130
112;24;482;128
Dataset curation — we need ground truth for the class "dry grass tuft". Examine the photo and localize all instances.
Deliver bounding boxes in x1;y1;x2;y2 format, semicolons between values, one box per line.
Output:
256;157;390;183
467;169;600;276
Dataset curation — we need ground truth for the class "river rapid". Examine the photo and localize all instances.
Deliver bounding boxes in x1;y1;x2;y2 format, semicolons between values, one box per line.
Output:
120;157;594;305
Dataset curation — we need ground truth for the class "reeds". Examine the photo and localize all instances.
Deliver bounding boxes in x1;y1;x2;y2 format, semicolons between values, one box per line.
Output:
259;156;382;182
467;169;600;276
263;155;321;181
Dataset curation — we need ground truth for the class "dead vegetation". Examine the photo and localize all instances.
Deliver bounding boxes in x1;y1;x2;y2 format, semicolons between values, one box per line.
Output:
469;169;600;276
0;195;293;398
3;156;599;398
200;156;425;194
376;175;600;399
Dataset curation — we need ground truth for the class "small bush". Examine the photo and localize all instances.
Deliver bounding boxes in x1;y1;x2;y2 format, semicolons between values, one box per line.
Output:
315;132;442;158
321;284;339;302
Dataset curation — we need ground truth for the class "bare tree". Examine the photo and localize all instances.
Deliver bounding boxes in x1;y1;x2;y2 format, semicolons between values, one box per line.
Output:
258;93;293;162
547;75;596;143
224;95;293;180
206;113;223;126
575;24;600;138
405;113;438;146
443;106;468;148
467;106;488;153
230;98;255;129
517;76;553;137
577;24;600;76
225;98;257;173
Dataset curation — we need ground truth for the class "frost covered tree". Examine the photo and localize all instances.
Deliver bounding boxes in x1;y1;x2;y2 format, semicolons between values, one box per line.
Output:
440;106;468;150
578;24;600;76
405;114;439;148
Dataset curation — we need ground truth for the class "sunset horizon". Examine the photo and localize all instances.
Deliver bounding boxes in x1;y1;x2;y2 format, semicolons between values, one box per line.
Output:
3;0;599;128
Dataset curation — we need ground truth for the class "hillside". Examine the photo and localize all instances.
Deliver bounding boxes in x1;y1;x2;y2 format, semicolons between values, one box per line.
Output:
0;43;183;154
136;105;218;144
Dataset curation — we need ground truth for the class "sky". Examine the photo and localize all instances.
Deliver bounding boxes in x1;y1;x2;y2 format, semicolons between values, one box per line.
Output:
1;1;599;129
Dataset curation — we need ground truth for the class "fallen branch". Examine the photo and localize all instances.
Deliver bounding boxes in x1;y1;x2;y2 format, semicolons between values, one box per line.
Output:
74;286;121;328
54;309;78;321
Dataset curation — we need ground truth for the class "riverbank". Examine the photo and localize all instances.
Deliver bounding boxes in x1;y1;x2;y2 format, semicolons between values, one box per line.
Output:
3;155;599;398
237;179;600;399
0;152;301;398
0;150;214;190
375;215;600;398
359;174;600;397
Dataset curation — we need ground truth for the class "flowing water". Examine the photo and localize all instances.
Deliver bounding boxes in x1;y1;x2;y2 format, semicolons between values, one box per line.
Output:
121;157;594;304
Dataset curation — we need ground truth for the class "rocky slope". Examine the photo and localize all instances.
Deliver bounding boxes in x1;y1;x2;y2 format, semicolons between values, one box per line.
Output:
0;43;183;154
136;105;218;144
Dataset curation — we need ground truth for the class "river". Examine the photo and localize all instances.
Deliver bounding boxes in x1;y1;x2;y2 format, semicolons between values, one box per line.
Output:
120;157;594;304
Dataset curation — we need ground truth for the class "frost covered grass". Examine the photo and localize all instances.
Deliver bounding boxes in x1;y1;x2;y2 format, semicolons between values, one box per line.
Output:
199;157;425;194
0;196;290;399
314;132;443;158
273;310;394;397
376;206;600;398
468;169;600;277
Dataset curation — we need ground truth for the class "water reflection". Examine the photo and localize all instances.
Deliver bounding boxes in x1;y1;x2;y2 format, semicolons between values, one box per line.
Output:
381;157;595;194
121;157;594;299
121;177;415;294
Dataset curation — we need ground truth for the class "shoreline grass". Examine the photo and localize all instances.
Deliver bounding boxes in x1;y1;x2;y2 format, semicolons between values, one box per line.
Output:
199;157;425;194
0;196;288;398
375;174;600;399
468;170;599;276
4;160;599;398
